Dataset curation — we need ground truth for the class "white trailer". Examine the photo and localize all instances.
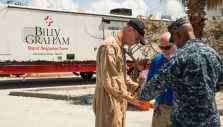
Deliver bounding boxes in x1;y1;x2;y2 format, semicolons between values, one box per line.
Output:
0;4;144;79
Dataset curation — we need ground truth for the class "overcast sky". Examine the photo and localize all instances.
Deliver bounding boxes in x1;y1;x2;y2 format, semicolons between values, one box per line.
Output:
0;0;188;19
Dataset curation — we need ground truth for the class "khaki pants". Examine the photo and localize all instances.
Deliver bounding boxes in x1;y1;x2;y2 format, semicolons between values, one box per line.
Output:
151;101;172;127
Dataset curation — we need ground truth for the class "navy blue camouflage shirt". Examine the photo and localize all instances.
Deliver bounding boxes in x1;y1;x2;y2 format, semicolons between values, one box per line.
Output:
139;39;223;127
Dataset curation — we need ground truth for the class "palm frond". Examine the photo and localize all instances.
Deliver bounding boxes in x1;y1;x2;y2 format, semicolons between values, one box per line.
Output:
207;0;223;10
173;0;223;10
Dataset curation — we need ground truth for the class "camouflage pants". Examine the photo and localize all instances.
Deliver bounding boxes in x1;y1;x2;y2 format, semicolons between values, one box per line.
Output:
151;101;172;127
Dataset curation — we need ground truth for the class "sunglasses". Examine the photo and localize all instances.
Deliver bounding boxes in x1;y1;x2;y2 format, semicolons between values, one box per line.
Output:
159;45;172;50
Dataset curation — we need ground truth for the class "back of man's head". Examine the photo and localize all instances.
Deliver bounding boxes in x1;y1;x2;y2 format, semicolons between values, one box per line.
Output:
178;23;194;35
167;18;195;48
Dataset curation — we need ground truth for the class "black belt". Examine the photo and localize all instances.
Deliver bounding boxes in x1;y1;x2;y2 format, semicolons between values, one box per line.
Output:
158;102;172;106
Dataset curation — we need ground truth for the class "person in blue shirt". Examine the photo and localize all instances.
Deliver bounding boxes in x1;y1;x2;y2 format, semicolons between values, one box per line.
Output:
147;32;176;127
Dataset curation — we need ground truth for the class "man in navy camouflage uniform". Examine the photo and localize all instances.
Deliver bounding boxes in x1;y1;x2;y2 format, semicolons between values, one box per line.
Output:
138;18;223;127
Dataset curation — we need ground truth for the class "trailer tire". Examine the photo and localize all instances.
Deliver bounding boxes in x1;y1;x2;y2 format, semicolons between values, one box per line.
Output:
80;72;93;79
15;74;24;77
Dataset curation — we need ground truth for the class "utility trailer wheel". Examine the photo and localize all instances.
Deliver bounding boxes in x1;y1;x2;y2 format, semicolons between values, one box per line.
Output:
15;74;24;77
80;72;93;79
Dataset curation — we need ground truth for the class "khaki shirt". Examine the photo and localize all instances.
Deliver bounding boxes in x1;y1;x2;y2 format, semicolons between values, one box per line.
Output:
93;33;138;127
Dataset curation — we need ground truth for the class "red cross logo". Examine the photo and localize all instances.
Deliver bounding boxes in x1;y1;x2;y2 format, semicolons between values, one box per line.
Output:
44;16;53;26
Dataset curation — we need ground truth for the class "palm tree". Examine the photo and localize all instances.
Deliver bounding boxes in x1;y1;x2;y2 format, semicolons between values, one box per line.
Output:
163;0;223;38
186;0;223;38
186;0;206;38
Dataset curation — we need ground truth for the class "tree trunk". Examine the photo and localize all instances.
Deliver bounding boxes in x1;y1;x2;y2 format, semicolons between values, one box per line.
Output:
186;0;207;38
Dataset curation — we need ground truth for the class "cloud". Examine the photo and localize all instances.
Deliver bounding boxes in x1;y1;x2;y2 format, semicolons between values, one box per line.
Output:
165;0;186;18
87;0;185;19
27;0;50;8
87;0;148;17
27;0;148;16
26;0;186;19
27;0;79;10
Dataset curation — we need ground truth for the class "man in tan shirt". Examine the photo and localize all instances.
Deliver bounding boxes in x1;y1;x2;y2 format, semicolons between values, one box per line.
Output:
93;19;145;127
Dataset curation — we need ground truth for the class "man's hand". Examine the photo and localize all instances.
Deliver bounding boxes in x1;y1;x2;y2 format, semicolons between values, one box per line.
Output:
137;75;146;88
126;95;145;106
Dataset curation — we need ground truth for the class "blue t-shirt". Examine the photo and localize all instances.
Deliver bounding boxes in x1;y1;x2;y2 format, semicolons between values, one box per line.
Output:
146;54;173;104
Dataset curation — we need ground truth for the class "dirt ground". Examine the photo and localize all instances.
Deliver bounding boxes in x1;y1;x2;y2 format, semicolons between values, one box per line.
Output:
1;75;223;127
1;85;223;127
0;91;153;127
21;87;223;112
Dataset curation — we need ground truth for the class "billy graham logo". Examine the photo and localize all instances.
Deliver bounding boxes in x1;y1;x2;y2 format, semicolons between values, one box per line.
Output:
25;16;70;45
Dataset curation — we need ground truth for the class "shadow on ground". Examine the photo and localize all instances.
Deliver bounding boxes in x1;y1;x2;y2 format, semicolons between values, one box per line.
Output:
0;77;96;90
